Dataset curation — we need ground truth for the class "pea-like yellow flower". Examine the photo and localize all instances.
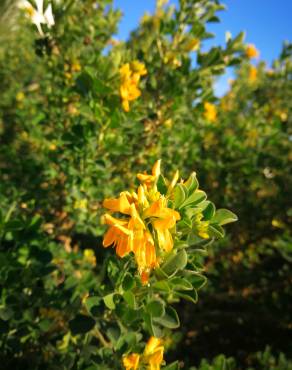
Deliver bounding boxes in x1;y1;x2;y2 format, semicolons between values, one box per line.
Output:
102;160;180;283
119;61;147;112
246;44;259;59
203;102;217;123
184;38;200;52
193;213;209;239
123;337;164;370
144;337;164;370
123;353;140;370
248;65;258;83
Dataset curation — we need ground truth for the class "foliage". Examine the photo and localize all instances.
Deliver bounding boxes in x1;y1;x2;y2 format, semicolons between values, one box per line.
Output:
0;0;291;369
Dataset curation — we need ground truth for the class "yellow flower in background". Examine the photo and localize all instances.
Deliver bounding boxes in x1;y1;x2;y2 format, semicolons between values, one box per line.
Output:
102;160;181;283
123;353;140;370
246;44;259;59
83;249;96;266
184;38;200;52
16;92;25;102
248;65;258;83
74;199;88;210
123;337;164;370
119;61;147;112
203;102;217;123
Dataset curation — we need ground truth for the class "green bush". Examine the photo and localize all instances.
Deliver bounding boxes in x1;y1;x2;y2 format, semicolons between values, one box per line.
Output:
0;0;291;369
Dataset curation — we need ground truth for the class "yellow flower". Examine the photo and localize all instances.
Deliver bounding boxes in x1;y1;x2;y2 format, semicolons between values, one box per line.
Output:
144;337;164;370
123;353;140;370
74;199;88;210
83;249;96;266
246;44;259;59
16;91;25;102
203;102;217;123
102;160;181;282
119;61;147;112
248;65;258;83
193;213;209;239
123;337;164;370
184;38;200;52
137;159;161;189
131;60;147;76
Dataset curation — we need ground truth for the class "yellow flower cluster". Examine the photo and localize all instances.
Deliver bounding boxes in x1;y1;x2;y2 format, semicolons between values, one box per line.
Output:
123;337;164;370
203;102;217;123
120;61;147;112
102;160;180;283
193;213;209;239
246;44;259;59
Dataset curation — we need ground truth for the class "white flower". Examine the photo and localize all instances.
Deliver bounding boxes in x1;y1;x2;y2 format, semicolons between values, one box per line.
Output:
19;0;55;36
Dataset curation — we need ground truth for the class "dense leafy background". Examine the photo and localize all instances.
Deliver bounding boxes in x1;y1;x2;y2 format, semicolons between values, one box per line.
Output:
0;0;291;369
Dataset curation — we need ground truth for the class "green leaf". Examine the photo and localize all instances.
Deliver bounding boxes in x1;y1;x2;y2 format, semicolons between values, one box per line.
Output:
103;293;116;310
161;249;188;276
156;307;180;329
208;224;225;238
152;280;171;293
146;299;165;318
122;274;136;291
69;314;95;335
212;209;238;225
85;297;101;316
169;277;193;291
184;172;199;194
154;267;169;280
123;291;136;309
174;184;187;208
202;202;216;220
76;71;93;95
175;289;198;304
180;190;207;209
157;175;168;195
144;313;162;337
163;361;180;370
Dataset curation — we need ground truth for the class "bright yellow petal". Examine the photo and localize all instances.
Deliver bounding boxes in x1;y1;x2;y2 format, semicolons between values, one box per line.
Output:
129;204;146;230
156;228;173;252
148;348;164;370
138;185;149;207
103;192;132;214
168;170;179;191
116;233;132;257
151;159;161;177
123;353;140;370
144;337;163;356
122;99;130;112
103;226;117;247
103;213;128;226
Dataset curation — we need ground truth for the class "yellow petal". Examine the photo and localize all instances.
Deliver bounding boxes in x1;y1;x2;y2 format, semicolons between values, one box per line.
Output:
103;226;117;247
138;185;149;207
168;170;179;191
103;192;132;214
156;228;173;252
123;353;140;370
129;204;146;230
122;99;130;112
152;159;161;177
103;213;128;226
116;233;131;257
148;347;164;369
144;337;163;356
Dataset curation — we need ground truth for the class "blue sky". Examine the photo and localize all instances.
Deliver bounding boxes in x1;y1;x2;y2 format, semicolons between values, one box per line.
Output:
113;0;292;95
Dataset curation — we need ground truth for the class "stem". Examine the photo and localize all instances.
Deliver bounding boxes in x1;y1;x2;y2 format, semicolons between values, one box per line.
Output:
93;327;111;348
